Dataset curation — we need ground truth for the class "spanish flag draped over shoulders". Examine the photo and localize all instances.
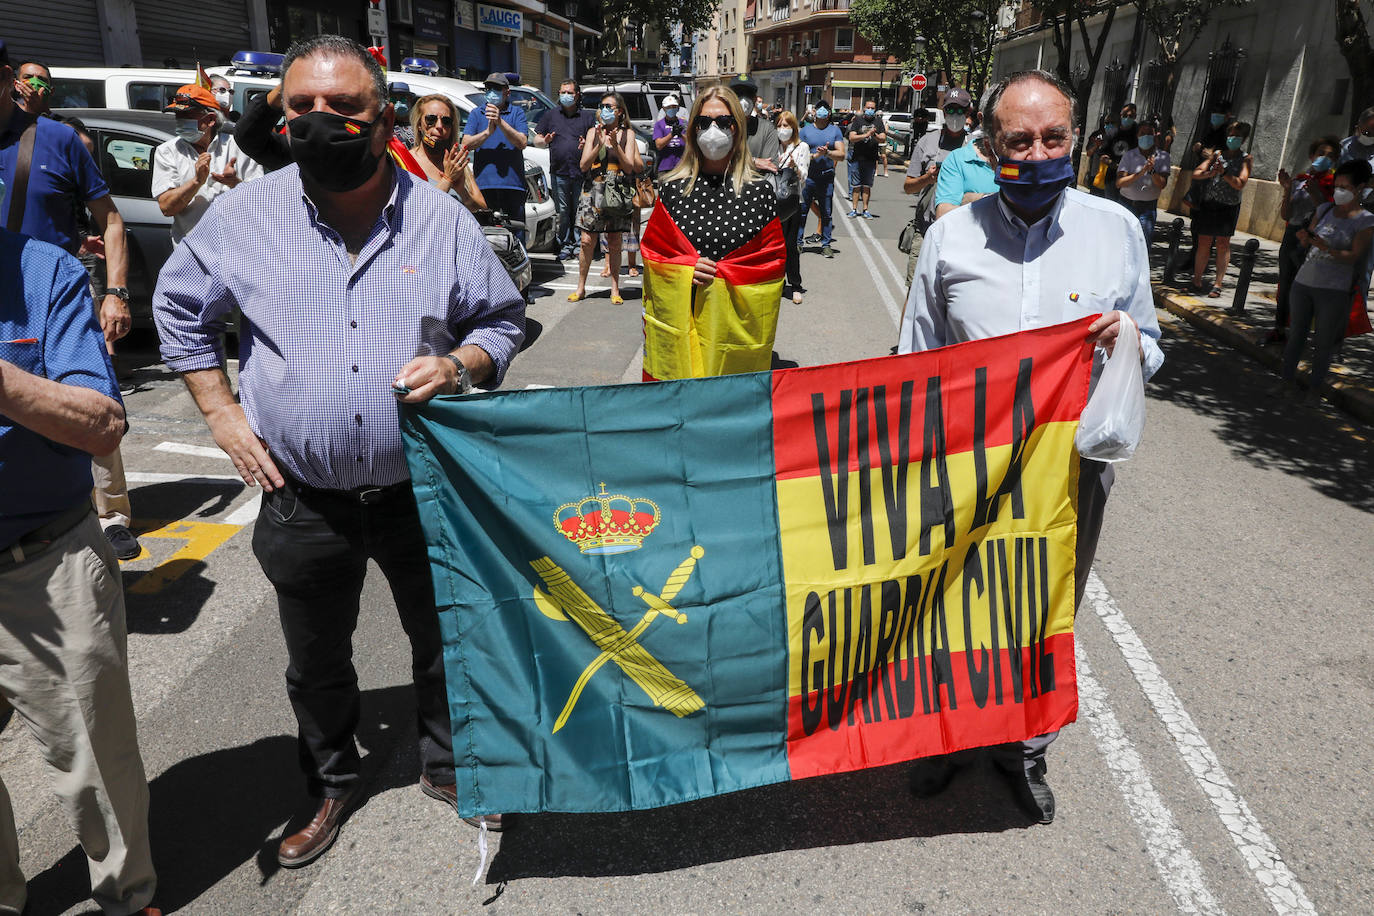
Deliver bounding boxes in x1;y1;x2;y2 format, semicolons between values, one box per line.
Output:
640;175;786;381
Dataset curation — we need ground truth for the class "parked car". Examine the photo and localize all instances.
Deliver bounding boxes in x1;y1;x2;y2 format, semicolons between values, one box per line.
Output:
884;111;913;143
578;75;690;132
54;108;176;329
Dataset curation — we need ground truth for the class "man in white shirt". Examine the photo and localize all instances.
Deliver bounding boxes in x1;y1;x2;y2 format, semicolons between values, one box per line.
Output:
899;69;1163;825
151;84;263;244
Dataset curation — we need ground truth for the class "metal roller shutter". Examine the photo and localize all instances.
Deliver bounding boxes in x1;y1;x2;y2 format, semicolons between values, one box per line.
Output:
518;40;542;88
134;0;252;67
0;0;105;65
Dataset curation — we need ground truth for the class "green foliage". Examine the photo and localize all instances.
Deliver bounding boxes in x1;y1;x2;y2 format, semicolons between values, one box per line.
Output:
600;0;720;48
850;0;1002;96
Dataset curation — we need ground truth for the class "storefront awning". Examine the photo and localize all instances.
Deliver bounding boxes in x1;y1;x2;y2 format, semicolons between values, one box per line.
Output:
831;79;883;88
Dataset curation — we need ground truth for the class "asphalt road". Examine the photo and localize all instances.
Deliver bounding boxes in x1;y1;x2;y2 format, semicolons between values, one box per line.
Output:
6;172;1373;916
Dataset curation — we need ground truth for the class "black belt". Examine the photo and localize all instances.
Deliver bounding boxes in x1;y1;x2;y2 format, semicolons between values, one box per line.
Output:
284;475;412;505
1;501;93;568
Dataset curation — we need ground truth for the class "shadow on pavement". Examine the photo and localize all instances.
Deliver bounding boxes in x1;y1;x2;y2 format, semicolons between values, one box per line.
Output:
23;686;421;915
488;749;1025;882
1150;320;1374;512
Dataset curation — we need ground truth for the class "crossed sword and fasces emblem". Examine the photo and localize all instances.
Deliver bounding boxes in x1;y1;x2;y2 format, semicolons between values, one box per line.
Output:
531;547;707;734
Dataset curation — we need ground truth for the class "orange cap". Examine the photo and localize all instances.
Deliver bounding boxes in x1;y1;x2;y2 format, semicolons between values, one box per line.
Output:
164;84;219;115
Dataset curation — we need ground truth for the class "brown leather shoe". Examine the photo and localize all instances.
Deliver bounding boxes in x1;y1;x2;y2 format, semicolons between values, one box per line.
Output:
277;787;359;868
419;774;504;832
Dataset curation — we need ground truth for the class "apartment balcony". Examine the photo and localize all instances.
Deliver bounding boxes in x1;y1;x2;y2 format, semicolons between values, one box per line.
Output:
812;0;850;11
769;5;790;22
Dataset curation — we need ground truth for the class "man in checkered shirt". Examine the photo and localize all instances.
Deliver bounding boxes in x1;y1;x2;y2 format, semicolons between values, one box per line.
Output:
154;35;524;867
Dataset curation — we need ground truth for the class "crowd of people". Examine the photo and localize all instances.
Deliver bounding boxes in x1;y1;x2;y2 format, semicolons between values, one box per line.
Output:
0;23;1369;911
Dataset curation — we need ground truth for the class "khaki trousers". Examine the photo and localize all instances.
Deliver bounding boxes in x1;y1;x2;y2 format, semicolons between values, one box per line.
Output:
91;447;131;530
0;511;155;915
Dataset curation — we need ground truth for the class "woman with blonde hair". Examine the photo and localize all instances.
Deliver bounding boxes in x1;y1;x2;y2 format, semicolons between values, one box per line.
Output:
408;93;486;210
639;87;787;380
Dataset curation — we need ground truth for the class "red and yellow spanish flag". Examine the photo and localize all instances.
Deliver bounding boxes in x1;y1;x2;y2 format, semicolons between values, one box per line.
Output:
639;199;786;381
195;63;212;90
401;318;1094;817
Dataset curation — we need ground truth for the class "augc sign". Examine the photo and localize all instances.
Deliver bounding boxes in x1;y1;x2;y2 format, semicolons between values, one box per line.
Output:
477;3;523;37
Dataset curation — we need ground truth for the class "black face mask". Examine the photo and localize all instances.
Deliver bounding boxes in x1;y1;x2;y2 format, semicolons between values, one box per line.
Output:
288;111;382;192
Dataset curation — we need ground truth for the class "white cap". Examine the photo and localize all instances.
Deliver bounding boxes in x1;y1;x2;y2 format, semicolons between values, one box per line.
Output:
662;93;682;108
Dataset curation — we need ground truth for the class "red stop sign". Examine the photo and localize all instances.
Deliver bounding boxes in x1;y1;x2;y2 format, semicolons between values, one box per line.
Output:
910;74;928;91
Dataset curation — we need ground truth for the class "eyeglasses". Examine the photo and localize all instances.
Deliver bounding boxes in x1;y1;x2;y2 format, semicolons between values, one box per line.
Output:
694;114;737;131
423;114;453;127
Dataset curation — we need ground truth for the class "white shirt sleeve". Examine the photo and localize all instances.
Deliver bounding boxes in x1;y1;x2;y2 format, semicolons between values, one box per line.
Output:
791;142;810;171
150;138;190;199
227;137;265;185
1119;214;1165;381
897;217;948;354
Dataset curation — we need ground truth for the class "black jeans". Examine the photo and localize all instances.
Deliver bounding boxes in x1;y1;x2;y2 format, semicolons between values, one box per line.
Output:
780;208;804;291
1275;223;1304;331
251;475;454;799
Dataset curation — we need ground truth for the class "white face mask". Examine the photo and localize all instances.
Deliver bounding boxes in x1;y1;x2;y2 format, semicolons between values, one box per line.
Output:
1333;187;1356;205
1360;133;1374;147
777;126;794;142
696;123;733;160
213;89;232;109
945;112;966;132
739;98;754;116
174;121;204;142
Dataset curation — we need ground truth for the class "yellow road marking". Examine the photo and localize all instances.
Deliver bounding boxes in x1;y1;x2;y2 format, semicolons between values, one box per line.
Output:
124;519;243;595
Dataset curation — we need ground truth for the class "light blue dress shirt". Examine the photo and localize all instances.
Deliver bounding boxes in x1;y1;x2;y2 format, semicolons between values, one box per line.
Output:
154;164;525;491
899;187;1164;384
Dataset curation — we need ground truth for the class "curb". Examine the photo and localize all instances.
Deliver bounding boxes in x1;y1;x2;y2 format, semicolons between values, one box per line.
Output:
1152;286;1374;425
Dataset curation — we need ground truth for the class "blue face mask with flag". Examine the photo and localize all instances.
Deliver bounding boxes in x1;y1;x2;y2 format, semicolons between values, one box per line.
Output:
994;155;1076;213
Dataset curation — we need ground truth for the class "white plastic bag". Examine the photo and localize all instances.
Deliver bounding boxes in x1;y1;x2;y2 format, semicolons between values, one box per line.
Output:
1075;313;1146;462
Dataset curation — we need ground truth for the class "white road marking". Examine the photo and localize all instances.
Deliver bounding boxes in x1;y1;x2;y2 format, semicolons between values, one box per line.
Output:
523;383;555;389
154;441;233;460
126;471;243;484
1086;572;1317;915
535;281;640;292
843;197;911;301
1075;643;1224;915
827;189;901;326
224;493;263;526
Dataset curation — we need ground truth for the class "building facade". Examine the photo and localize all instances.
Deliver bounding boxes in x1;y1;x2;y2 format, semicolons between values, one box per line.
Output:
0;0;601;91
993;0;1358;240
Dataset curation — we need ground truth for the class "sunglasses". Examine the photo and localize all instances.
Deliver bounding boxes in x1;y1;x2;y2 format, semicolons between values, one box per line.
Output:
694;114;736;132
943;106;967;115
423;114;453;127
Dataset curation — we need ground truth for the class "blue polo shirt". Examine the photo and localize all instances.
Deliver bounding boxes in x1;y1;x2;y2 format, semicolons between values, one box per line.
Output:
0;230;122;549
463;103;529;192
536;105;595;180
933;141;999;210
0;112;110;255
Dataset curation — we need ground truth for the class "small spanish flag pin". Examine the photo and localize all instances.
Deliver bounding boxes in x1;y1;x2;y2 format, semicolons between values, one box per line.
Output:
1069;292;1080;302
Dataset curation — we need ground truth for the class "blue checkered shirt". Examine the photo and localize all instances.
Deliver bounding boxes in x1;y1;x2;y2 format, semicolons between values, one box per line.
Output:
154;164;525;490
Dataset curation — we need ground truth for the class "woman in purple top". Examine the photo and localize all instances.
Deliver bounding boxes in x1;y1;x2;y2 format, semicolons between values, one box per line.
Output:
653;93;687;176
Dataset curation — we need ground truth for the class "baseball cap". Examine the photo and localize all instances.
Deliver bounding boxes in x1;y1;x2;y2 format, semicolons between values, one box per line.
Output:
728;74;759;98
483;72;510;89
662;93;681;108
164;84;218;115
944;87;973;110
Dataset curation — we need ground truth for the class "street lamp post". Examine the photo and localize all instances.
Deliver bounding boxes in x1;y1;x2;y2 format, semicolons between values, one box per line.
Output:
912;33;926;112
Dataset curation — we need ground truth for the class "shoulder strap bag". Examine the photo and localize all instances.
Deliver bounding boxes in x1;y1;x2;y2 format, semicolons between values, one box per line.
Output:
6;121;38;233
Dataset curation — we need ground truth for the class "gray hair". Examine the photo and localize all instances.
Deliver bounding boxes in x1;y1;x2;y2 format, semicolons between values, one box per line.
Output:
983;69;1079;140
282;35;388;111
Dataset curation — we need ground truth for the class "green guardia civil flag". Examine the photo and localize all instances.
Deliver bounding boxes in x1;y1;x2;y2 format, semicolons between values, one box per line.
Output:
400;319;1095;818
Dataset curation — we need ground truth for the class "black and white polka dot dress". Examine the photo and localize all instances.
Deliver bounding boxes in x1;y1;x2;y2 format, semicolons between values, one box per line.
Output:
658;174;777;261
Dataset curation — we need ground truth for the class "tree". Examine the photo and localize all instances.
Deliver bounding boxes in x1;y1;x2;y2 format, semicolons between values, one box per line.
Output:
850;0;1002;101
1135;0;1250;131
1335;0;1374;131
598;0;719;59
1042;0;1121;165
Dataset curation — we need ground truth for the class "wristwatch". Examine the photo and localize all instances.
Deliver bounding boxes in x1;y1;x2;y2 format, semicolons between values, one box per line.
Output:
106;286;131;302
444;353;473;394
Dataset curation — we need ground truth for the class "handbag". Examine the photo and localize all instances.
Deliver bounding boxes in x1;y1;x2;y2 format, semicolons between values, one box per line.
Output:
898;216;919;254
1092;158;1109;190
770;148;801;220
600;171;636;218
633;174;657;209
5;122;37;232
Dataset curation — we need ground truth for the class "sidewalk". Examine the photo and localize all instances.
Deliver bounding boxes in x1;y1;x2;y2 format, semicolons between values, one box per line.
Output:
1146;212;1374;424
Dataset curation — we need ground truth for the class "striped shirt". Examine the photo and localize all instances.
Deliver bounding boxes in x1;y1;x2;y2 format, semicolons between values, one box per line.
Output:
154;163;525;490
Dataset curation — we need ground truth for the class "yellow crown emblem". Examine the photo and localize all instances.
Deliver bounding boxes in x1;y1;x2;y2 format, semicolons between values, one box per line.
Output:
555;482;661;555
